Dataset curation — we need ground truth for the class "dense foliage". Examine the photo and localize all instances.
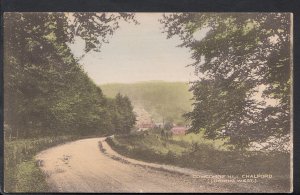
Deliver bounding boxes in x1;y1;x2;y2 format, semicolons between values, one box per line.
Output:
161;13;292;149
4;13;136;138
110;93;137;134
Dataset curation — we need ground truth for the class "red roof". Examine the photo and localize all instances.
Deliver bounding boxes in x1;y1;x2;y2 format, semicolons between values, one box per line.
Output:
138;123;155;128
171;126;188;135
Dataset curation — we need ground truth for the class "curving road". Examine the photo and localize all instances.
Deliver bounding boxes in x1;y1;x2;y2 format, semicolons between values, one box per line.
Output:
35;138;278;193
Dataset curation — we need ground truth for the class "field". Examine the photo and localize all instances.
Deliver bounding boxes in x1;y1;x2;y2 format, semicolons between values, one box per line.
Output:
106;130;290;191
4;135;79;192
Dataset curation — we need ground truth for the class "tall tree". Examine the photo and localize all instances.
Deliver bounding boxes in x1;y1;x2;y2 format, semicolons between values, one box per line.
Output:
161;13;292;149
4;12;136;138
113;93;136;134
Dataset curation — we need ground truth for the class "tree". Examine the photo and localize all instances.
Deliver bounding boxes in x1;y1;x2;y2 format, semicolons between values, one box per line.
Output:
161;13;291;149
4;12;136;138
113;93;136;134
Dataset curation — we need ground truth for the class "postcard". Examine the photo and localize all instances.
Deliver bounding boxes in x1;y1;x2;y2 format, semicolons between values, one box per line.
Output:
3;12;293;193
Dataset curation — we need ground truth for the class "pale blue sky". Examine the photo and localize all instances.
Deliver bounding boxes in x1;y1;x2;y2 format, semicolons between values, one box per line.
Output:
69;13;197;84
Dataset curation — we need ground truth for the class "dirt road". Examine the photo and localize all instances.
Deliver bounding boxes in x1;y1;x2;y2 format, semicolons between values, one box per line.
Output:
35;138;278;193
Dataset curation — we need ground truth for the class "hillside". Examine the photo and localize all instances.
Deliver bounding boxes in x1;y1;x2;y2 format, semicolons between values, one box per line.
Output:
100;81;194;125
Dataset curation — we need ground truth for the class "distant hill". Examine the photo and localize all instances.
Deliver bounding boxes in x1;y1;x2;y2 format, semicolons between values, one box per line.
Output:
100;81;194;125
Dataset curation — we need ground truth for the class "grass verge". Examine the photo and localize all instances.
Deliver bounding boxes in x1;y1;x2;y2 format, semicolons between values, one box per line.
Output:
4;135;79;192
106;131;291;191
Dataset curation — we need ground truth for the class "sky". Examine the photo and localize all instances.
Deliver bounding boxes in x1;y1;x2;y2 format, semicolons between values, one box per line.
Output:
69;13;198;84
68;13;279;106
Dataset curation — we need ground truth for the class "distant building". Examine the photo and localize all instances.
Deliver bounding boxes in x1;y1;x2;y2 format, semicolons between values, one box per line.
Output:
154;122;164;128
140;123;155;129
170;126;188;135
134;106;155;131
137;122;155;131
